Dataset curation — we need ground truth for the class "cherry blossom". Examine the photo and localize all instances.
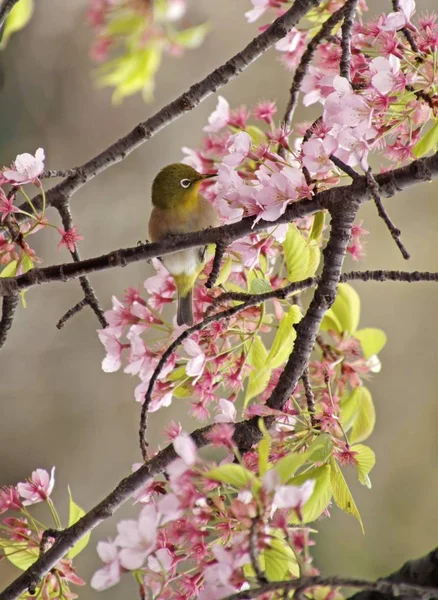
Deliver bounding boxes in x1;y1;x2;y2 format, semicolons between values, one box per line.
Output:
382;0;416;31
90;541;121;591
323;76;372;128
17;467;55;505
302;136;338;175
203;96;230;133
173;432;198;466
57;226;84;253
115;504;158;570
0;191;20;222
3;148;45;184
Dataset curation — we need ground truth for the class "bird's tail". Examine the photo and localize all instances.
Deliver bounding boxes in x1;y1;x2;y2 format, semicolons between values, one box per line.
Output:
177;290;194;327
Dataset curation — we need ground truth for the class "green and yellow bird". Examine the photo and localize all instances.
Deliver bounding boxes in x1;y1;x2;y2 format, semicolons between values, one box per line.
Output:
148;163;219;327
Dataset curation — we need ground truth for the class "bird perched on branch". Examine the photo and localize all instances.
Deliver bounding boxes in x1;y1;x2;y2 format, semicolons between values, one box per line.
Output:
148;163;219;327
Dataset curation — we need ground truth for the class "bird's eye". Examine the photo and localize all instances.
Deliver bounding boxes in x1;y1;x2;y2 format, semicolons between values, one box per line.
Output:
180;178;191;189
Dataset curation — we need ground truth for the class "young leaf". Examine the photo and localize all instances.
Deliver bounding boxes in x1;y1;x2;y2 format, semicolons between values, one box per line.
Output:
288;465;332;524
354;328;387;359
273;449;311;483
266;305;302;369
249;277;272;295
1;0;33;48
215;255;233;287
349;387;376;444
67;487;90;559
413;118;438;158
0;261;18;278
330;458;364;532
283;224;310;282
244;336;271;406
307;433;334;463
352;444;376;488
263;535;299;580
171;23;210;49
0;539;38;570
320;283;361;334
309;211;325;242
258;433;271;478
205;464;257;489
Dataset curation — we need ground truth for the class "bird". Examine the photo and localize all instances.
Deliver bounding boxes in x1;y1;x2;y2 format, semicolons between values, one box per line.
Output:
148;163;219;327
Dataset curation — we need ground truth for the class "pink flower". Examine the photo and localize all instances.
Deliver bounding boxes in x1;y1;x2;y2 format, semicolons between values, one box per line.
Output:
17;467;55;505
57;226;84;253
272;479;315;512
245;0;270;23
301;70;336;106
0;191;20;222
0;486;22;513
335;123;377;171
223;132;252;167
90;540;121;591
148;548;173;573
254;166;303;222
302;136;337;175
214;398;237;423
253;100;277;124
371;56;406;95
157;493;182;524
204;96;230;133
115;504;158;570
382;0;416;31
323;76;372;128
3;148;45;184
98;328;124;372
183;338;206;381
206;423;235;448
173;432;198;466
275;28;303;53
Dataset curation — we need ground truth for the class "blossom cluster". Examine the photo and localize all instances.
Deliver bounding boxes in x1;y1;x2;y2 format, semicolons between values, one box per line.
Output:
88;0;209;103
0;149;83;284
0;468;86;600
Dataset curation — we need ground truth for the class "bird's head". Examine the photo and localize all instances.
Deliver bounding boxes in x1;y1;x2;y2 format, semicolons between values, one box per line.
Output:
151;163;215;209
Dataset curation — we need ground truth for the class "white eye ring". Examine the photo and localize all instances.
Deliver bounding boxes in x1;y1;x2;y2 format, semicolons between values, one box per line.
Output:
180;178;191;189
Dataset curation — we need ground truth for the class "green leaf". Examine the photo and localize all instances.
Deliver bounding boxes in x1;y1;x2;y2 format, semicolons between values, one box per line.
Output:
67;487;90;559
320;283;360;334
349;387;375;444
215;255;233;287
354;328;387;359
171;23;210;49
249;277;272;295
263;535;299;580
307;433;333;463
0;261;18;278
1;0;33;48
413;118;438;158
267;305;302;369
352;444;376;488
167;365;187;382
0;539;38;570
21;255;33;274
172;382;193;399
273;449;310;483
307;241;321;276
244;336;271;406
258;434;271;478
283;224;309;282
309;211;325;242
246;125;267;146
330;458;364;532
288;465;332;524
205;464;257;489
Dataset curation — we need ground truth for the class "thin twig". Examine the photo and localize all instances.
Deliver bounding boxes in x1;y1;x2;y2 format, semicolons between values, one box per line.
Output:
16;0;323;224
0;0;19;30
366;168;410;260
340;0;359;81
56;202;107;328
249;519;268;584
391;0;420;55
206;240;228;289
56;298;88;330
330;154;360;180
280;5;346;154
302;368;316;425
0;294;19;350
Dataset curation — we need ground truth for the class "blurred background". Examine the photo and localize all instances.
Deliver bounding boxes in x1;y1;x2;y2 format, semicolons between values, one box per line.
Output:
0;0;437;597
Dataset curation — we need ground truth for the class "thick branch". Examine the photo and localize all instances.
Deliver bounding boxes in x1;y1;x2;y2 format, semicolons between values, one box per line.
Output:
266;197;360;412
0;294;19;349
3;153;438;298
16;0;322;221
340;0;359;81
222;574;438;600
349;548;438;600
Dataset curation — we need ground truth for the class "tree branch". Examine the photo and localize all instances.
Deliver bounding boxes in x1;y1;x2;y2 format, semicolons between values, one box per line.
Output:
2;152;438;299
0;294;19;350
340;0;359;81
221;574;438;600
16;0;322;222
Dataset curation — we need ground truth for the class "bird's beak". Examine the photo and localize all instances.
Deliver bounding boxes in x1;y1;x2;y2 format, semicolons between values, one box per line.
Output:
201;173;216;180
